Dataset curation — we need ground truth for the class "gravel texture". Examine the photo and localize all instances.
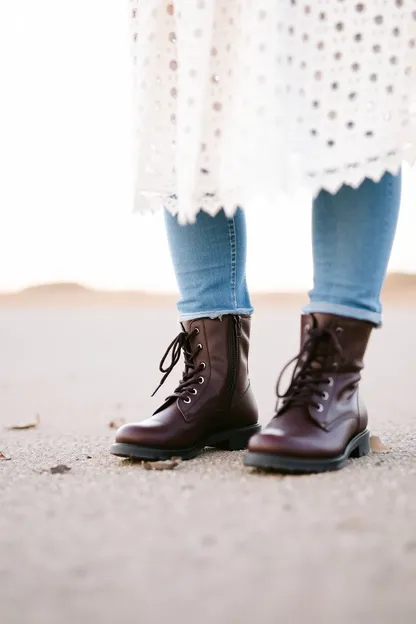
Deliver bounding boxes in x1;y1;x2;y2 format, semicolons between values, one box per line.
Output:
0;307;415;624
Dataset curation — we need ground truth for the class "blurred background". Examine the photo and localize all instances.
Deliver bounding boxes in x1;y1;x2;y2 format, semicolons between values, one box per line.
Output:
1;4;416;624
0;0;415;295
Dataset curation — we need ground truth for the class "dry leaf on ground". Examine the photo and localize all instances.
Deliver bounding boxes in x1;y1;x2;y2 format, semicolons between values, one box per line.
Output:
108;418;125;429
370;435;391;453
49;464;71;474
5;414;40;431
35;464;72;475
0;451;11;461
142;457;182;471
337;518;368;532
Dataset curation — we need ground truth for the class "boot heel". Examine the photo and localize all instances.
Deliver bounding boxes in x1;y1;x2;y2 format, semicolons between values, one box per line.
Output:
213;425;261;451
350;430;370;458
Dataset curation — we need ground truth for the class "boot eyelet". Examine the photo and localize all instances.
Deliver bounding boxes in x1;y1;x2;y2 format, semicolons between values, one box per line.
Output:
198;376;205;384
316;404;324;412
197;343;203;350
327;377;334;387
335;327;343;334
321;391;329;400
304;324;310;332
194;328;200;334
200;362;206;370
190;388;198;395
183;396;191;404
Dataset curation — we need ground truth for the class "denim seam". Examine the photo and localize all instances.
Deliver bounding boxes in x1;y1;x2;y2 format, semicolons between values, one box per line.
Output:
178;308;254;321
227;217;238;309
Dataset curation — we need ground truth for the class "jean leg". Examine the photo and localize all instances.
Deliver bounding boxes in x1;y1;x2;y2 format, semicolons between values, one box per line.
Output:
164;208;253;320
304;171;402;326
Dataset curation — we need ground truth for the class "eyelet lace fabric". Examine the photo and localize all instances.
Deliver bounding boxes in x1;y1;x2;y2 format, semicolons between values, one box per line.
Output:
130;0;416;224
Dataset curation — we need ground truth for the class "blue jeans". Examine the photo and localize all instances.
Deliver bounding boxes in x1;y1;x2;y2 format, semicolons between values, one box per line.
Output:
164;172;401;326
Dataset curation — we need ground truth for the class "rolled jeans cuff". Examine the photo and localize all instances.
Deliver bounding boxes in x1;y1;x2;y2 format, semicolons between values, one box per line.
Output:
178;307;254;321
302;301;381;327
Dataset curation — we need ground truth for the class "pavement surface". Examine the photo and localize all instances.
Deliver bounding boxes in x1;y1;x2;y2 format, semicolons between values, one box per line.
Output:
0;306;415;624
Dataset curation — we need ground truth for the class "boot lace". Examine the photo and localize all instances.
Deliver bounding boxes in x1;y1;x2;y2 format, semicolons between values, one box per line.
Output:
151;328;205;401
276;324;345;413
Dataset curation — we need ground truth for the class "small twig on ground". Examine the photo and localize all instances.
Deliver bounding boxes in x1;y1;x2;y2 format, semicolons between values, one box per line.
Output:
142;457;182;471
108;418;125;429
5;414;40;431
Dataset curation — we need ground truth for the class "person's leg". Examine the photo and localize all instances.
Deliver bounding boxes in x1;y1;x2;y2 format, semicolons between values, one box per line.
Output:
164;208;253;320
111;208;259;461
304;171;402;326
246;172;401;474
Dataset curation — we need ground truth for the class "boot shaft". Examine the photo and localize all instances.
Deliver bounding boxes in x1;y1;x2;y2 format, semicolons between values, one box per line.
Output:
182;315;251;409
301;313;374;373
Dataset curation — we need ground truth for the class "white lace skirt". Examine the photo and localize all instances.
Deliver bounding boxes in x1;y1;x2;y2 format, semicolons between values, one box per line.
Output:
131;0;416;224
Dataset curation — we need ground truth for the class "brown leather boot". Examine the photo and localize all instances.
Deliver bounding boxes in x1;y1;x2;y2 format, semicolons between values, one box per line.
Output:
111;315;260;460
245;313;374;474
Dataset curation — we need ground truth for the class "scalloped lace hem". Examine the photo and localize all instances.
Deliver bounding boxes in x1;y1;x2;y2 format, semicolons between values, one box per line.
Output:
134;149;415;224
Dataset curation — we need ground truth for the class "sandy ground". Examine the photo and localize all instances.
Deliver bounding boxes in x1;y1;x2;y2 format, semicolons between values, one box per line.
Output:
1;271;416;307
0;302;416;624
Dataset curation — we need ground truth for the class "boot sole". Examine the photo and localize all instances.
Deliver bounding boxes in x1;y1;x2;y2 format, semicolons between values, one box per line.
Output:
110;424;262;461
244;429;370;474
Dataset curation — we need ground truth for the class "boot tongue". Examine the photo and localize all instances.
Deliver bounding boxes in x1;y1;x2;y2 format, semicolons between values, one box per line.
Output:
302;317;341;372
304;348;335;375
